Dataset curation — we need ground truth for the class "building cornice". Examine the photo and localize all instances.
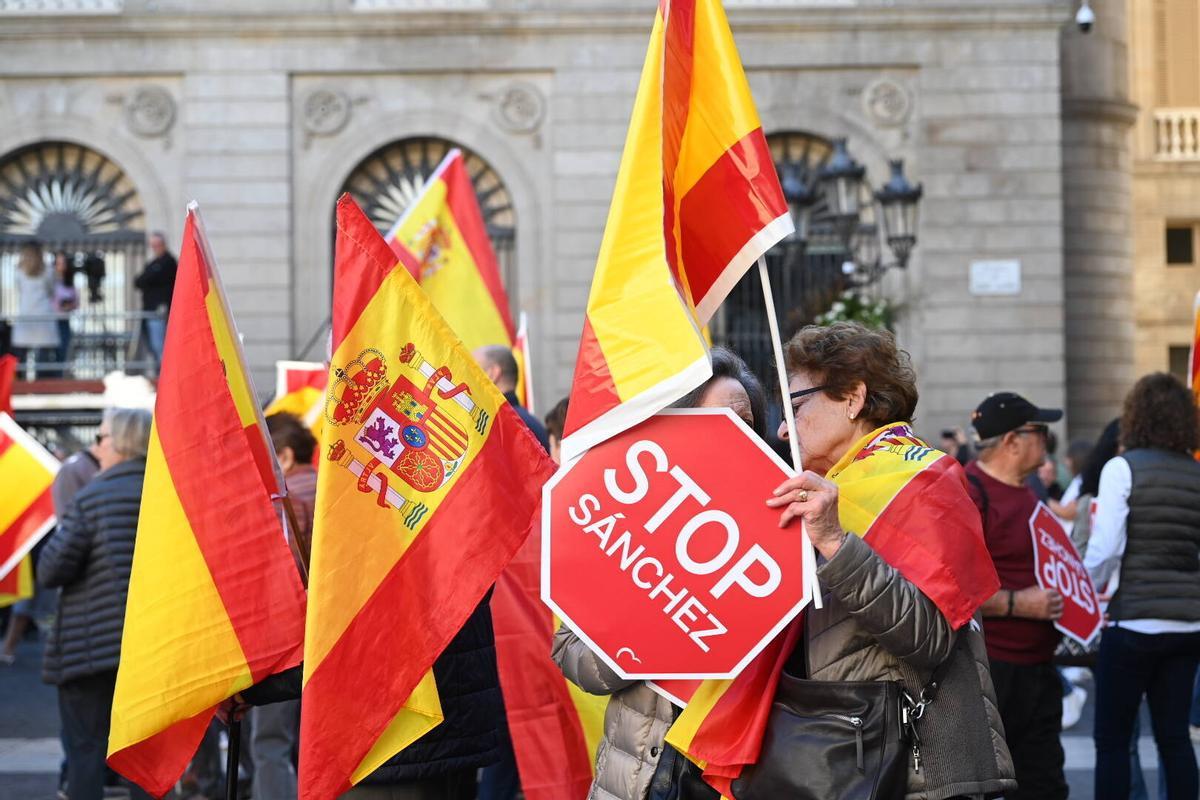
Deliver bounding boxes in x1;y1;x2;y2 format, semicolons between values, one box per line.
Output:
1062;97;1140;128
0;3;1069;40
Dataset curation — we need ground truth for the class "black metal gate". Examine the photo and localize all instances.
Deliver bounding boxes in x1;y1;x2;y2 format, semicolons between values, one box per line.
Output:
0;141;148;438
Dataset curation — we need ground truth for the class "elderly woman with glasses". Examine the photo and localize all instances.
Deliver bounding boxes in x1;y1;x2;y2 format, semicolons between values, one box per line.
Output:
686;323;1015;800
39;407;154;800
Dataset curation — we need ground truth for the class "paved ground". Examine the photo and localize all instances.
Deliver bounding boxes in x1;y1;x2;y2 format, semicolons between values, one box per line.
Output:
2;634;1196;799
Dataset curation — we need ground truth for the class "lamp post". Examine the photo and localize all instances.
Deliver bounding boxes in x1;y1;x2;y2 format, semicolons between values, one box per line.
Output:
776;137;923;289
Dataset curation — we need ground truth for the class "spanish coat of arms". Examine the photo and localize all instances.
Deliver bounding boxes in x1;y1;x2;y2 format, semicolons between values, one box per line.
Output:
324;343;491;528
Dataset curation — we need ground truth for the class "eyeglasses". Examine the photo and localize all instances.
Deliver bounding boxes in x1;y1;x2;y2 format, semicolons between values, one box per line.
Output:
789;385;828;400
95;432;111;446
1013;425;1048;439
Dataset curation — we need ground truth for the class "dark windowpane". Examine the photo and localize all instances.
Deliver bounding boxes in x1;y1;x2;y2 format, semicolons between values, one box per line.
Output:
1166;226;1194;265
1169;345;1191;386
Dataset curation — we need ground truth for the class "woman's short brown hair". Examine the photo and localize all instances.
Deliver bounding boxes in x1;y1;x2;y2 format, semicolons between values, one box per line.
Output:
1120;372;1199;455
784;322;918;428
266;412;318;464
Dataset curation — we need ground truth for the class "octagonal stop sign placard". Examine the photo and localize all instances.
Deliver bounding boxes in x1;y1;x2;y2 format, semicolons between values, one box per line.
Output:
542;408;811;680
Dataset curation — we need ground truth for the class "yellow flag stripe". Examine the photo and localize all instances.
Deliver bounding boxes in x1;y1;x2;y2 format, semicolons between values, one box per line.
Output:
349;669;443;785
0;445;55;536
109;425;253;753
673;1;763;199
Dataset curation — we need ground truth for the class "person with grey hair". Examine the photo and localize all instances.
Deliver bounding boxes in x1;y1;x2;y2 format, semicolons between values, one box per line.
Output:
473;344;549;452
964;391;1068;800
38;407;153;800
134;231;177;368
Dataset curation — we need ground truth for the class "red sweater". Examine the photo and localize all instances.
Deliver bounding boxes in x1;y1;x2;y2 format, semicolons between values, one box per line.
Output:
965;461;1061;665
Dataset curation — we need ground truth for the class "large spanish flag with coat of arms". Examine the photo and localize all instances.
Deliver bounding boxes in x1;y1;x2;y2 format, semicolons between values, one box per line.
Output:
108;205;308;797
561;0;792;461
299;196;554;800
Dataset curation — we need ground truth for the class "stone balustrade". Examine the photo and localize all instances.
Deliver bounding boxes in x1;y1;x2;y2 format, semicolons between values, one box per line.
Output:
1155;108;1200;161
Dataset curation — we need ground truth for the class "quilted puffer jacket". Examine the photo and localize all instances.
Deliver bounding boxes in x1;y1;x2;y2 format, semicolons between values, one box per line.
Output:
803;533;1017;800
553;626;674;800
39;460;145;686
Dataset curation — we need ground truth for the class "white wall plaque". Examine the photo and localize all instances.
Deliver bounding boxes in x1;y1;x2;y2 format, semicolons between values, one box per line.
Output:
969;260;1022;296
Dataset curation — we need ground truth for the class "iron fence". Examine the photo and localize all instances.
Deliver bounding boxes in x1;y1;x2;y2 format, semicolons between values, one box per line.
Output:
1;310;161;380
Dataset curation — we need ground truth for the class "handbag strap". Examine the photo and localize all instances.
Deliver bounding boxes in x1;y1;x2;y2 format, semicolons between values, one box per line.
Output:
904;630;960;720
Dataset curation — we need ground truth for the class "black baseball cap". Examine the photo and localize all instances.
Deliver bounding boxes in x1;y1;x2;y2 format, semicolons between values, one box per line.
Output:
970;392;1063;440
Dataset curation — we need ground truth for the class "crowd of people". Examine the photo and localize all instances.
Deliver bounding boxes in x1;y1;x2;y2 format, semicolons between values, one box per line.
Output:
3;321;1200;800
3;235;176;380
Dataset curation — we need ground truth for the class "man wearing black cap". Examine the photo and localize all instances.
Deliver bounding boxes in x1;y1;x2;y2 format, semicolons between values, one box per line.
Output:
965;392;1068;800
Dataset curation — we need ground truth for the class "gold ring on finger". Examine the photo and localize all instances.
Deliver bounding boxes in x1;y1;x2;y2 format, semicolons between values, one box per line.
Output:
797;490;808;503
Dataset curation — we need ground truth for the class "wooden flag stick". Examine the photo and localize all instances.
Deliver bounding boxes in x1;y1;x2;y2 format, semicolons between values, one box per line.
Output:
757;256;822;609
274;493;310;587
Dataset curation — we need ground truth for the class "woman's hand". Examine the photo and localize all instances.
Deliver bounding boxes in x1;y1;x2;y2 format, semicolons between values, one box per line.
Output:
767;471;846;559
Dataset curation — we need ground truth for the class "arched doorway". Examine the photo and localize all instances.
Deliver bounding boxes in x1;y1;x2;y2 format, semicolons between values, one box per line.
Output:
0;141;146;319
0;141;149;445
337;136;517;295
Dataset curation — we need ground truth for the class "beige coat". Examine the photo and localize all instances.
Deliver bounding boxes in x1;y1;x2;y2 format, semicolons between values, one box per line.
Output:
552;626;674;800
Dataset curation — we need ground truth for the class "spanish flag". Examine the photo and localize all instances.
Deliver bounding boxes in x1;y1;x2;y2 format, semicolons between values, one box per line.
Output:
0;354;16;415
0;411;59;605
1189;290;1200;408
560;0;791;461
0;558;34;607
266;360;329;458
385;148;516;352
665;424;1000;795
108;205;308;797
513;311;535;413
491;525;607;800
298;196;554;800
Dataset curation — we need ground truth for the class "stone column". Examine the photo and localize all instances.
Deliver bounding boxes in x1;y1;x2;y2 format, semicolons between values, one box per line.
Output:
1060;2;1138;440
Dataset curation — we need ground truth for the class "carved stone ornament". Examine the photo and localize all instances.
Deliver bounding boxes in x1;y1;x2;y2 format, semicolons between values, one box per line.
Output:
862;78;911;128
492;83;546;135
303;89;352;137
125;86;176;138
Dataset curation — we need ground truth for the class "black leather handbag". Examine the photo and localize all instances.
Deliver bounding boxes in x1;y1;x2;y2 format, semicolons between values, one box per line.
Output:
729;673;913;800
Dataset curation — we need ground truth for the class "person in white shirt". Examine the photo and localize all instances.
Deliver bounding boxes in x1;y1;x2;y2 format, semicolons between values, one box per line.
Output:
1084;373;1200;800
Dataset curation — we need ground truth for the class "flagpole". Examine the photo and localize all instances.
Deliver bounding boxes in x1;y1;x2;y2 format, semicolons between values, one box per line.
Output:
276;493;310;586
757;256;822;609
225;717;241;800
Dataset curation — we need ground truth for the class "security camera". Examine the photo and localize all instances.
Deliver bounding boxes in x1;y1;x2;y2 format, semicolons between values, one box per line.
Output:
1076;0;1095;33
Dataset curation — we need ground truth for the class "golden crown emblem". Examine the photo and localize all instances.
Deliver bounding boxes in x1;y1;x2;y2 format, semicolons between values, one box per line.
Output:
325;348;388;426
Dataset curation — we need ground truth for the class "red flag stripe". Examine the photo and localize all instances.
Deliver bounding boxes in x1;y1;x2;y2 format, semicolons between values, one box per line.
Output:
492;528;595;799
155;223;306;682
0;489;55;566
677;128;788;312
661;0;697;292
300;403;550;800
863;455;998;629
333;194;420;350
443;156;517;343
106;711;214;799
562;318;623;440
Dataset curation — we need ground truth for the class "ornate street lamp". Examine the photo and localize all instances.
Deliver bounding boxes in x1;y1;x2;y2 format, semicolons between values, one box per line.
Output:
777;159;816;249
817;138;866;248
874;159;923;269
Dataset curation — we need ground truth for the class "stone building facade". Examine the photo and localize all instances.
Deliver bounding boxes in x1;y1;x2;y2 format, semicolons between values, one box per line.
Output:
0;0;1133;442
1128;0;1200;387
